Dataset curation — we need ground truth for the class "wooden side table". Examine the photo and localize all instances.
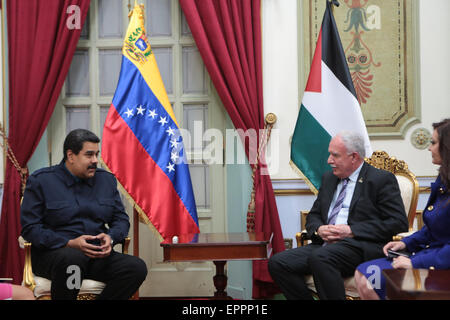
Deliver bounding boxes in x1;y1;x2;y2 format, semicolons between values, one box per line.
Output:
384;269;450;300
160;232;272;299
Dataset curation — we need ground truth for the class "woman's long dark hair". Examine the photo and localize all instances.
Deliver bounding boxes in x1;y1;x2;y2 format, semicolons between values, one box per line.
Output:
433;119;450;189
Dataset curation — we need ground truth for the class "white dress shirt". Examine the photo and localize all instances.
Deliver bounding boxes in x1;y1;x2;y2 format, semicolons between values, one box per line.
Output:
326;162;363;225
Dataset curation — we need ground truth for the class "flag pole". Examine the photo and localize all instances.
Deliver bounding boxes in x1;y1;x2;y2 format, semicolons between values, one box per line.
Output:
125;0;140;261
329;0;340;12
127;0;140;300
133;207;139;256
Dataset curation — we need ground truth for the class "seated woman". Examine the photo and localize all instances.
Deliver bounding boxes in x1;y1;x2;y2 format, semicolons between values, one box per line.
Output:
354;118;450;300
0;283;35;300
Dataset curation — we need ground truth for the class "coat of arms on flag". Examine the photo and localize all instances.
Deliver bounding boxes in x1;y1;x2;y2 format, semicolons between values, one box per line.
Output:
135;35;148;52
124;25;152;64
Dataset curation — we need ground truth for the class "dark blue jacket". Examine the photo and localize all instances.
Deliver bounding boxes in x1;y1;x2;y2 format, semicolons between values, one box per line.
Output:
403;176;450;269
21;161;130;249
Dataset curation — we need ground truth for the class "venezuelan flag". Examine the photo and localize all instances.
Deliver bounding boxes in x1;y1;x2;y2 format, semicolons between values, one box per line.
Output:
102;2;199;238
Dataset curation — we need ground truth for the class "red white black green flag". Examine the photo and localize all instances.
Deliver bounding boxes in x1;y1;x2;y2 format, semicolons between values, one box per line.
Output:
290;0;372;194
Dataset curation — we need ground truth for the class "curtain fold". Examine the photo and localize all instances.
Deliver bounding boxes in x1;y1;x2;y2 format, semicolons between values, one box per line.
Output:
180;0;284;298
0;0;90;283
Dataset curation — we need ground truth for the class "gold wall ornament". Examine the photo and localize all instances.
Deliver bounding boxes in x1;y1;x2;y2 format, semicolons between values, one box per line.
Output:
265;113;277;125
247;113;277;232
411;127;431;150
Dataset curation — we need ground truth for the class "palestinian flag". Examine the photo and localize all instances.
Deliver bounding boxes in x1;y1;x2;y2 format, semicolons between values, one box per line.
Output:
290;0;372;194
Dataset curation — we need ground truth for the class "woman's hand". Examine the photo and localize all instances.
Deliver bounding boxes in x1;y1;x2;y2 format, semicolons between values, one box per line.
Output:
382;241;406;256
391;256;413;269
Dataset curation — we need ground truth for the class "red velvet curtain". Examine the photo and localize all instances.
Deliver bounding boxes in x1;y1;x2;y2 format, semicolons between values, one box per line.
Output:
180;0;284;298
0;0;90;283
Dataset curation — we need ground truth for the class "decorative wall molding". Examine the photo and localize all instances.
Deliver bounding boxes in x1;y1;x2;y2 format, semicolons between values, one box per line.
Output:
272;176;434;195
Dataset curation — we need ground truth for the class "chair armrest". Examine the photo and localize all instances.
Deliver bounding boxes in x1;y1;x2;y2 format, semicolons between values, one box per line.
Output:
122;237;130;254
392;209;422;241
392;231;414;241
112;236;131;254
18;236;36;292
295;230;310;247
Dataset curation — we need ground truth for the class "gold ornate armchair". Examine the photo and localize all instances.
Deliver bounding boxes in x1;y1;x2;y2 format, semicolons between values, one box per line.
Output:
295;151;419;299
19;236;130;300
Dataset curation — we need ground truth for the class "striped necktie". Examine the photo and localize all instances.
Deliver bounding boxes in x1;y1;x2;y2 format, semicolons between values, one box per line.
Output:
327;178;349;225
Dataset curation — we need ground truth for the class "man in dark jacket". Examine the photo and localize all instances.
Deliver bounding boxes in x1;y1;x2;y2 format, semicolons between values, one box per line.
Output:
268;131;408;300
21;129;147;299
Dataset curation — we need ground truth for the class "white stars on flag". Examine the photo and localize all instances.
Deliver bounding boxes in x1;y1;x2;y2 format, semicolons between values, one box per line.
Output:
125;108;134;118
166;127;175;137
158;116;168;126
148;109;157;119
170;138;179;149
170;151;179;163
166;163;175;173
122;103;182;175
136;105;146;115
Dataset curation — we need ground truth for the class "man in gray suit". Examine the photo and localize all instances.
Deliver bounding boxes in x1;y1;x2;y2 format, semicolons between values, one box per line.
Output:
268;131;408;300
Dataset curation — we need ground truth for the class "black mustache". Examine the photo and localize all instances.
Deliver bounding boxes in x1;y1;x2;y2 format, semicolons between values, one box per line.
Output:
88;164;97;170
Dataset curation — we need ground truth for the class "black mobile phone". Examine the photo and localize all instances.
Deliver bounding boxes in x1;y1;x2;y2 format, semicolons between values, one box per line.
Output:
387;249;410;260
86;238;102;248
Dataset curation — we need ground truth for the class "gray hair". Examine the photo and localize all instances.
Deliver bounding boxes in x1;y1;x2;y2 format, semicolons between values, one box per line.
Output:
337;131;366;158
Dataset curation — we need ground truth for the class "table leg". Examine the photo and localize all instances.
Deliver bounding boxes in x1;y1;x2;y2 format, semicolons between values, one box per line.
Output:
213;261;230;299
